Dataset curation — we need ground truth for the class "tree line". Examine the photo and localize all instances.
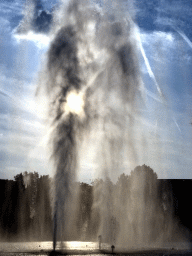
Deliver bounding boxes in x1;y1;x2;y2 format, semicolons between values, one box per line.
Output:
0;172;52;241
0;165;187;243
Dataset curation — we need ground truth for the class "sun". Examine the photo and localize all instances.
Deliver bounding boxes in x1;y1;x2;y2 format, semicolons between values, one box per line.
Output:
63;90;85;117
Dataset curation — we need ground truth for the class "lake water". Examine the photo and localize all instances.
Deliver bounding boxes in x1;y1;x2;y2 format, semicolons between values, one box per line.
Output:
0;241;102;252
0;241;191;255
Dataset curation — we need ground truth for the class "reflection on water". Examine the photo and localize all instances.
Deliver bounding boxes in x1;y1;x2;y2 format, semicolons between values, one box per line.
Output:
0;241;191;255
0;241;109;253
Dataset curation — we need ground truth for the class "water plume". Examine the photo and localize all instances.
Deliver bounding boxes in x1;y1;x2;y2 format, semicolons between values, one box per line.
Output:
36;0;189;252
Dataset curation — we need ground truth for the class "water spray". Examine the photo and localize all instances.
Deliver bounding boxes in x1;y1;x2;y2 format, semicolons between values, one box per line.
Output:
36;0;189;252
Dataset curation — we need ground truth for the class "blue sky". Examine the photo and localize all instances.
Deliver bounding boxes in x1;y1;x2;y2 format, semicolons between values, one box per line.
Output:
0;0;192;181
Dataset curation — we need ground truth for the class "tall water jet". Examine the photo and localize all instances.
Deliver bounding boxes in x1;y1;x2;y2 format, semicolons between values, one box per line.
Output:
46;25;86;246
36;0;190;252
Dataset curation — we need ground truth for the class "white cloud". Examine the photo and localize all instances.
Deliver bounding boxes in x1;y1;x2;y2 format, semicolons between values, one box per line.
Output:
13;31;51;49
140;30;175;49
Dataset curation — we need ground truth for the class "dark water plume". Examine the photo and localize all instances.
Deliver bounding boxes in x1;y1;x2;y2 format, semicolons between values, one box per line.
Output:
36;0;190;252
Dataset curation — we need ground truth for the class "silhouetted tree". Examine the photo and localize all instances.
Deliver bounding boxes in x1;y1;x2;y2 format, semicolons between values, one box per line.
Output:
13;172;52;241
36;175;52;240
116;172;130;209
14;173;31;241
0;179;18;241
76;182;93;240
1;165;190;244
88;179;104;240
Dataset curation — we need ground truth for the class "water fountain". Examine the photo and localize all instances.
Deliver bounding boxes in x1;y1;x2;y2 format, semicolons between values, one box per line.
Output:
36;0;190;253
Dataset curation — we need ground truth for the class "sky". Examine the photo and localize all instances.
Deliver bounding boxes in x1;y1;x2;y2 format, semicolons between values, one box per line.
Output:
0;0;192;181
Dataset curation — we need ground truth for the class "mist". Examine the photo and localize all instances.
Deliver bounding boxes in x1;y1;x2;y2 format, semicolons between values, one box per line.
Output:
34;0;191;251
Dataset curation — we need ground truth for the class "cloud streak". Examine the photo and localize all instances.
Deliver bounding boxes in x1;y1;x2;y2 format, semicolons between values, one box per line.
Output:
174;28;192;50
136;27;163;96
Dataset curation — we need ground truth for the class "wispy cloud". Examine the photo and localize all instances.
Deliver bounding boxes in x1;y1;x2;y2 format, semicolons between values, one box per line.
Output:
0;1;23;15
172;116;182;134
155;0;192;31
136;27;164;96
